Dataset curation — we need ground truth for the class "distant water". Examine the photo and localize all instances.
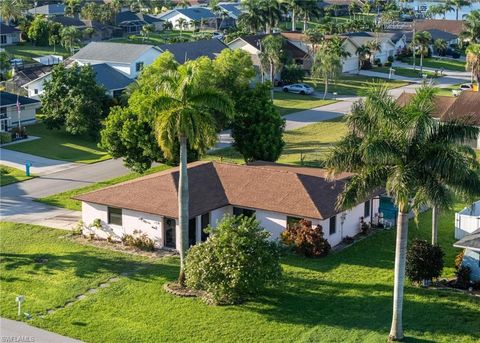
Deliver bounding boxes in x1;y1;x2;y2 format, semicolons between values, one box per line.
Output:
396;1;479;20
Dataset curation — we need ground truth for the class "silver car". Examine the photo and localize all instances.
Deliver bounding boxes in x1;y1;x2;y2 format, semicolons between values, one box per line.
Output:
282;83;314;95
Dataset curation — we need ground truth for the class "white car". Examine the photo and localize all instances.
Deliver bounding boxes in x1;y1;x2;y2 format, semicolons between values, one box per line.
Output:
459;83;473;91
282;83;314;95
212;32;224;40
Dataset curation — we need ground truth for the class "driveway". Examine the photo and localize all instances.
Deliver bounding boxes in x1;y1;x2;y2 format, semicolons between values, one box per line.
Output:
0;317;83;343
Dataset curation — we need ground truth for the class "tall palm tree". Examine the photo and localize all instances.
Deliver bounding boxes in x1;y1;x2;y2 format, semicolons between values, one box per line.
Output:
434;38;448;56
325;84;480;341
284;0;303;32
461;10;480;43
0;0;24;23
443;0;455;19
305;28;324;54
367;39;381;65
466;43;480;86
238;0;264;33
356;44;372;71
414;31;432;73
298;0;321;33
260;34;284;98
451;0;470;21
176;17;186;35
60;26;80;54
258;0;282;34
426;4;445;19
153;55;233;285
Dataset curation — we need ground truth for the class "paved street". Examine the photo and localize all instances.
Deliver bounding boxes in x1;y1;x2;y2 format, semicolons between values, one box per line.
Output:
0;149;78;175
0;317;83;343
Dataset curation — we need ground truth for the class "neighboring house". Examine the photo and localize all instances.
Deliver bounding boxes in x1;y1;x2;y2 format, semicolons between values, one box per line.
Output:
0;91;41;131
158;7;216;30
378;31;408;54
90;63;133;97
454;207;480;281
75;161;381;250
12;64;56;99
115;10;164;34
27;3;66;17
413;19;464;37
396;91;480;148
71;42;162;78
405;29;459;50
281;31;359;73
344;32;397;65
215;2;242;29
319;0;361;16
228;34;308;82
157;38;229;63
50;16;115;41
0;23;20;46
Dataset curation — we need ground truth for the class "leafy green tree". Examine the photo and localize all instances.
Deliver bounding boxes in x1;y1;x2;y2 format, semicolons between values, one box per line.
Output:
48;22;63;53
140;24;154;42
28;15;50;46
185;215;282;305
81;2;99;20
325;84;480;341
232;83;285;162
41;63;109;137
64;0;82;17
281;63;305;84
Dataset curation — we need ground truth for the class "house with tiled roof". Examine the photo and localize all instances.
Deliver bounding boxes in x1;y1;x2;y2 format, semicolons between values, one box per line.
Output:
75;161;381;249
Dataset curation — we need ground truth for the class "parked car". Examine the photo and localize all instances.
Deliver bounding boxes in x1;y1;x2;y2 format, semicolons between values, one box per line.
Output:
459;83;473;91
212;32;224;40
282;83;314;95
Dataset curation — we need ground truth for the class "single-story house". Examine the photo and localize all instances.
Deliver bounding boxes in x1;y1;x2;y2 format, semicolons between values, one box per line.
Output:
454;229;480;282
0;23;20;46
0;91;41;131
228;33;308;82
115;10;164;34
405;29;459;52
217;2;242;20
396;91;480;148
378;31;408;54
90;63;133;97
50;16;115;41
75;161;381;250
413;19;464;37
157;38;229;63
319;0;361;16
71;42;162;78
27;3;65;17
158;7;216;30
344;32;397;65
12;64;56;99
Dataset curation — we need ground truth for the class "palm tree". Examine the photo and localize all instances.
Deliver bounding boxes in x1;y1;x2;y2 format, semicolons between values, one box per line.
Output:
367;39;381;65
434;38;448;56
305;28;324;54
415;31;432;73
153;55;233;285
60;26;80;54
451;0;470;21
466;43;480;86
176;17;186;35
260;35;284;98
0;0;24;23
297;0;321;33
356;44;372;71
258;0;282;34
110;0;122;25
325;84;480;341
238;0;264;34
285;0;302;32
426;4;446;19
140;24;153;42
461;10;480;43
443;0;455;19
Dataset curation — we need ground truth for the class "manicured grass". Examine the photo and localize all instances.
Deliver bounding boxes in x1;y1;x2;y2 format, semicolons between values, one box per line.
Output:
1;202;479;342
108;31;199;44
4;43;70;63
273;92;338;116
437;83;462;97
208;118;348;166
374;66;438;78
306;74;408;96
401;57;466;72
3;123;110;164
36;164;171;211
0;164;34;186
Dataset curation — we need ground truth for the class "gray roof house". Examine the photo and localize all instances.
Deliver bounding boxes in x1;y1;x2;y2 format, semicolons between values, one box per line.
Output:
454;229;480;282
157;39;229;63
218;2;243;20
91;63;133;97
0;23;20;46
116;10;164;34
158;7;217;30
27;4;65;16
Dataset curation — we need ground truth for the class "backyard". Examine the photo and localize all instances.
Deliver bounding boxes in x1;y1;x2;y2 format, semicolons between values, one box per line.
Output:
1;203;478;342
0;164;34;186
4;43;70;63
401;57;466;72
3;123;110;164
273;92;338;116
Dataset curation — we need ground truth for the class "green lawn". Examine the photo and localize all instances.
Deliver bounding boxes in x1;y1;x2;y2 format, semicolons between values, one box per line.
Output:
108;31;199;45
36;164;171;211
4;43;70;63
273;92;338;116
306;75;408;97
1;202;479;342
373;66;438;79
401;57;466;72
0;164;34;186
208;118;348;166
3;123;109;164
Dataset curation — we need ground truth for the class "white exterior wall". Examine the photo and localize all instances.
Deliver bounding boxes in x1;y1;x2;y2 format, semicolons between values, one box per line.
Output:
129;48;162;78
24;74;52;98
6;103;40;126
210;206;232;227
228;39;260;55
0;32;20;45
161;12;193;30
455;200;480;239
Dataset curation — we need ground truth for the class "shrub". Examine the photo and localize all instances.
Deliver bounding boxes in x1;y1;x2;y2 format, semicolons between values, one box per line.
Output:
374;58;381;65
185;215;282;305
406;239;444;284
281;63;305;85
384;61;392;67
0;132;12;144
387;55;394;63
455;265;471;289
281;219;331;257
454;250;464;271
121;230;155;251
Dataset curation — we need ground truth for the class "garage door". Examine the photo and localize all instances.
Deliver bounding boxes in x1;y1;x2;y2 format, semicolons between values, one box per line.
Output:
342;56;358;73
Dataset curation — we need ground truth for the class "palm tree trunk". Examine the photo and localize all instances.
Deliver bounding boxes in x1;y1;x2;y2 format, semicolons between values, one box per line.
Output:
388;210;409;342
412;48;416;71
177;136;189;286
323;78;328;100
303;17;307;32
270;62;275;99
420;53;423;73
291;8;295;31
432;206;439;245
456;8;459;21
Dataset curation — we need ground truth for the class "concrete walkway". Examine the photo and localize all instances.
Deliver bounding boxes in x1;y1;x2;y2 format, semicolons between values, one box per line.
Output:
0;317;83;343
0;149;78;175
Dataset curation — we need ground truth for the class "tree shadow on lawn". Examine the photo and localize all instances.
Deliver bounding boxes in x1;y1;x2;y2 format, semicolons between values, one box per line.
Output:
247;277;480;340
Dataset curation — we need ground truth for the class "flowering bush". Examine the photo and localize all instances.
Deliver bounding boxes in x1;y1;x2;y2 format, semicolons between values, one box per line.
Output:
281;219;331;257
185;215;282;305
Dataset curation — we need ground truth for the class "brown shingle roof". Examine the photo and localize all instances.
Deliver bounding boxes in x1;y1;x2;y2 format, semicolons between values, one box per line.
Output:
396;91;480;123
75;161;366;220
414;19;464;36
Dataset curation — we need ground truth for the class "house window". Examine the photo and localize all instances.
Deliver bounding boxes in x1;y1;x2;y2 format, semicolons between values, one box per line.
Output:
0;35;6;44
135;62;144;72
201;213;210;241
107;207;122;225
189;218;196;247
287;216;302;228
364;200;371;218
34;89;39;95
329;216;336;235
233;207;256;218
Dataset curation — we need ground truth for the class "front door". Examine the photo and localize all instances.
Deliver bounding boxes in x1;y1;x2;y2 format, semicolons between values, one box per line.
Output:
164;217;176;248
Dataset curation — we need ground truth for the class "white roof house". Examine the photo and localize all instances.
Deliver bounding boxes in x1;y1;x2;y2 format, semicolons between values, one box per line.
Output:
158;7;216;30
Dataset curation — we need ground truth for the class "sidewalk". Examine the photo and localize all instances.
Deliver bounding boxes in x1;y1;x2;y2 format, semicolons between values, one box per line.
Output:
0;149;78;175
358;69;420;83
392;61;471;79
0;317;83;343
